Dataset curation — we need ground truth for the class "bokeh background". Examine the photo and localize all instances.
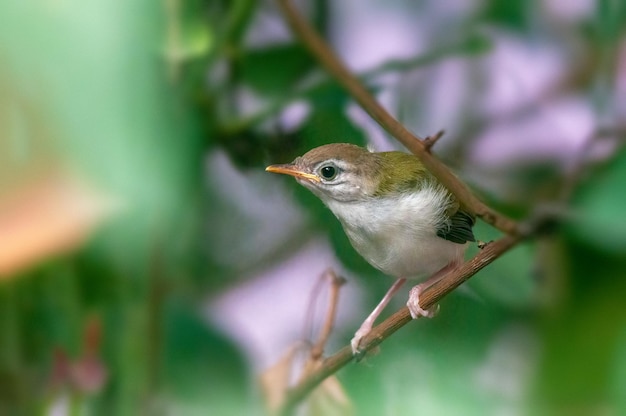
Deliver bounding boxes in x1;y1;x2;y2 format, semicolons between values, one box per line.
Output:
1;0;626;414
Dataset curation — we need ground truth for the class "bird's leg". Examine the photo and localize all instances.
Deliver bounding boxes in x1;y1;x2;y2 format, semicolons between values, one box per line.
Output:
406;261;460;319
351;277;406;354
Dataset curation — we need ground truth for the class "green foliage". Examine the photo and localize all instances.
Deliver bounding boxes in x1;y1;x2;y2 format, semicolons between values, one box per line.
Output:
481;0;529;30
241;44;315;94
571;149;626;252
1;0;625;415
163;299;249;413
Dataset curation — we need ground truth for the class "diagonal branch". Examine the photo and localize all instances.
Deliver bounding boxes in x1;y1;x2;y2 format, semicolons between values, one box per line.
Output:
277;233;523;416
276;0;519;235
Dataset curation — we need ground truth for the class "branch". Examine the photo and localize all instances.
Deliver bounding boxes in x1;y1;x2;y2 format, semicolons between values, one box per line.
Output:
309;270;346;361
278;233;523;416
276;0;519;235
221;38;485;135
422;130;446;152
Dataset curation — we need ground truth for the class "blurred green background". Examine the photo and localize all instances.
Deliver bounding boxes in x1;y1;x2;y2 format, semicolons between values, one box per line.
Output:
1;0;626;415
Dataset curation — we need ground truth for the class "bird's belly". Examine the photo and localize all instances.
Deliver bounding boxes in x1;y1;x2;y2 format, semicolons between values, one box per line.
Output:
346;228;461;279
328;186;465;279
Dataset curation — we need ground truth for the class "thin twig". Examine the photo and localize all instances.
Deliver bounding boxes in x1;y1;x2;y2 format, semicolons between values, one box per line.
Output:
423;130;446;152
302;269;328;344
309;270;346;361
276;0;519;235
278;233;523;416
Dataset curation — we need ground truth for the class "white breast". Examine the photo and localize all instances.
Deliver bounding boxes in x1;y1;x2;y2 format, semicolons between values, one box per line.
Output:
324;184;465;279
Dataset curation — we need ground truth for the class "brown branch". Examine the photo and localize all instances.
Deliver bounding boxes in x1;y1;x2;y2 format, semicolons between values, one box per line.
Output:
309;270;346;361
278;233;523;416
276;0;519;235
423;130;446;152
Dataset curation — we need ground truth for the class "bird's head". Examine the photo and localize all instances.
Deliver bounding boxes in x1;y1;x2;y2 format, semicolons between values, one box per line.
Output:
266;143;386;203
266;143;433;205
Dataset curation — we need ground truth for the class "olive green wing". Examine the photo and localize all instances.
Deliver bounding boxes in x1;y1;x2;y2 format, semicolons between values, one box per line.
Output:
436;209;476;244
375;152;476;244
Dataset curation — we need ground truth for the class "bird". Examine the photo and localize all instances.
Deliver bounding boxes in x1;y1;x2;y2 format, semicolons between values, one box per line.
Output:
266;143;475;354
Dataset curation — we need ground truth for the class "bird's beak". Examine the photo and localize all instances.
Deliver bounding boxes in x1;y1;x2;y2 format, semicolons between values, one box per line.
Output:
265;164;320;182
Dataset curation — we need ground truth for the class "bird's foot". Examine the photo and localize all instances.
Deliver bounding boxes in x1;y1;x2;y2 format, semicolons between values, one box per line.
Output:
406;284;439;319
350;325;372;356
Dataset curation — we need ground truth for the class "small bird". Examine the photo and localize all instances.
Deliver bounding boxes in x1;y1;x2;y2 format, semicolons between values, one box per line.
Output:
266;143;475;354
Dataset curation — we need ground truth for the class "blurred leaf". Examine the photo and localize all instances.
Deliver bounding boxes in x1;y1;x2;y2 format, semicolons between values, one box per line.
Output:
596;0;626;43
466;222;535;309
305;82;354;112
0;174;117;278
533;238;626;411
223;0;258;46
570;149;626;253
240;44;315;94
163;17;213;64
259;344;298;412
481;0;529;30
307;368;353;416
163;299;249;413
611;329;626;414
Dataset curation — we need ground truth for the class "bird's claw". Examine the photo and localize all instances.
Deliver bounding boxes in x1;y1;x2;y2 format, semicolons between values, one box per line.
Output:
407;285;439;319
350;327;370;356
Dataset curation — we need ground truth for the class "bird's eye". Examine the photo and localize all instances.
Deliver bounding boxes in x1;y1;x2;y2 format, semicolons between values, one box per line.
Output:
319;165;337;180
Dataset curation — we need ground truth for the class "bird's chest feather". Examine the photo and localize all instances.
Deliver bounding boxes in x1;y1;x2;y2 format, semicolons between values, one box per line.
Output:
325;186;462;278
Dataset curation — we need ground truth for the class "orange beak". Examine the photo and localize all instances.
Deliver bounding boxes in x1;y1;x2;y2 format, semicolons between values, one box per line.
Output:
265;164;320;183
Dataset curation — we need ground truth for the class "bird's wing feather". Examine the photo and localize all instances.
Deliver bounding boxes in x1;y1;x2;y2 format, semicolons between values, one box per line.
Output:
436;210;475;244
